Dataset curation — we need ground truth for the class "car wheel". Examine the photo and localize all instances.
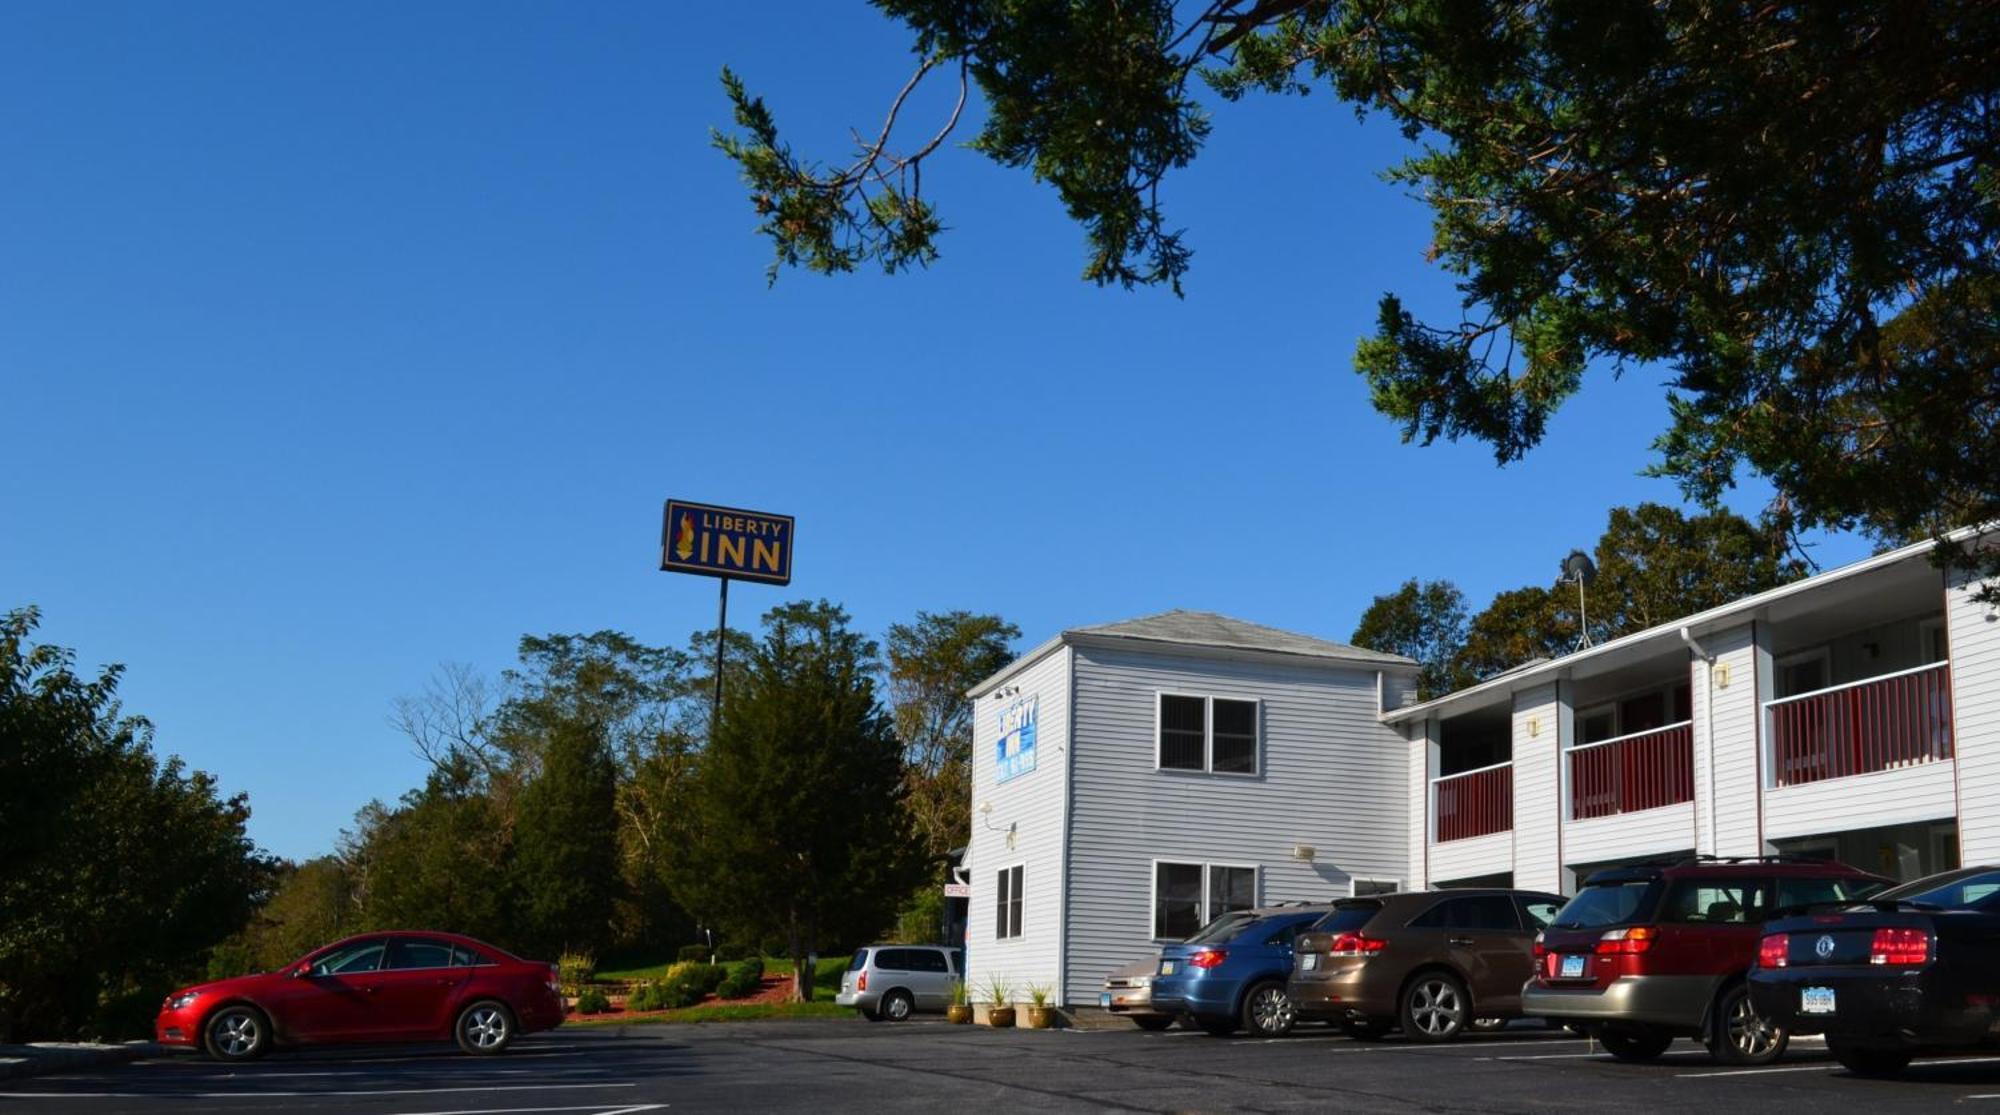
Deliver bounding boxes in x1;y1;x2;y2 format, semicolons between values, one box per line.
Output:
1241;982;1296;1038
1400;972;1470;1043
1132;1016;1175;1031
1598;1027;1674;1062
1706;983;1787;1066
1340;1019;1389;1041
1828;1039;1913;1078
201;1005;270;1062
455;1000;515;1056
880;990;914;1022
1197;1016;1239;1036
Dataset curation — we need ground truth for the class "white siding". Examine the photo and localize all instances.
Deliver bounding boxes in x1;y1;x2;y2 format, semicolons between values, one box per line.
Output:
1694;623;1764;856
1407;723;1428;889
1949;564;2000;861
1565;804;1697;866
1512;684;1562;892
965;646;1071;1009
1060;646;1410;1007
1429;831;1512;883
1764;761;1957;841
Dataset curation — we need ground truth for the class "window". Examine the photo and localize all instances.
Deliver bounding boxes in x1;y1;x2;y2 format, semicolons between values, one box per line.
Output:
1551;881;1661;929
450;945;493;968
1878;868;2000;910
1351;878;1400;897
875;949;911;971
847;950;871;971
1156;694;1260;774
1663;880;1767;924
1153;862;1258;939
1774;876;1887;915
1409;896;1519;931
1920;618;1949;665
311;941;386;976
1517;897;1563;930
1262;914;1319;948
385;938;454;971
906;950;950;973
1578;704;1618;745
1777;650;1830;699
995;865;1024;939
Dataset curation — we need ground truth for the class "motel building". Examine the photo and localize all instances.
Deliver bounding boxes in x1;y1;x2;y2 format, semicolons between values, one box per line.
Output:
962;528;2000;1010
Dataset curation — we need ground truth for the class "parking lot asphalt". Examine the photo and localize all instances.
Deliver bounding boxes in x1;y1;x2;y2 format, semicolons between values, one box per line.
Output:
9;1019;2000;1113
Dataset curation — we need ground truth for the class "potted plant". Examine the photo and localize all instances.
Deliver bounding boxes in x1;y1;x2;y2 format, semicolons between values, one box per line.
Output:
982;975;1015;1028
1025;984;1055;1029
946;981;973;1024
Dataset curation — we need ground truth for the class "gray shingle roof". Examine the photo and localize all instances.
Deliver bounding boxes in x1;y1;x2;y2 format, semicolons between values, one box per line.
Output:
1067;609;1415;667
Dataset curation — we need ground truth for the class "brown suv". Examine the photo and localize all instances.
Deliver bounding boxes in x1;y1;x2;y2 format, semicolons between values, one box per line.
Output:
1285;889;1565;1041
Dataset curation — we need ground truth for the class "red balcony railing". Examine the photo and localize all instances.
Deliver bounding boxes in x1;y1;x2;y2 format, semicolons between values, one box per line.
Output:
1432;762;1513;843
1767;662;1954;788
1569;721;1694;821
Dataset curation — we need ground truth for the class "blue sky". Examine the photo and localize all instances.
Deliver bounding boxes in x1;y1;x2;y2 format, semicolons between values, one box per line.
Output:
0;2;1870;861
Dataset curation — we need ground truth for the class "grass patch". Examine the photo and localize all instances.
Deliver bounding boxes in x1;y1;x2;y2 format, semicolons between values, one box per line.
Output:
569;1000;852;1026
595;958;676;983
599;954;849;990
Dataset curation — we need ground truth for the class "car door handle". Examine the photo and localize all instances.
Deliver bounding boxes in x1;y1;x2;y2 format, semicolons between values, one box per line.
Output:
1448;937;1476;946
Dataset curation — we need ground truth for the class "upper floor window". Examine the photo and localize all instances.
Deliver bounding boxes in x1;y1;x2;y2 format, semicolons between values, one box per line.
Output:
1157;694;1259;774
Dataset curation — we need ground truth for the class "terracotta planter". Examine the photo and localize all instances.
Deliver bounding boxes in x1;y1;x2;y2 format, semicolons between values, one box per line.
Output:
947;1004;973;1024
1026;1006;1055;1029
987;1005;1016;1028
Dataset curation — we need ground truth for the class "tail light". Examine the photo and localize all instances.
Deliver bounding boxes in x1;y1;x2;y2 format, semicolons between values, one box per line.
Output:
1758;934;1790;968
858;971;869;991
1595;926;1657;955
1328;933;1387;957
547;963;561;993
1189;949;1227;969
1870;927;1929;966
1532;931;1547;961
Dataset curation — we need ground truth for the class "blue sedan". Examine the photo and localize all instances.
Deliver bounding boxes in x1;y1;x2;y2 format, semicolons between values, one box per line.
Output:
1151;907;1330;1036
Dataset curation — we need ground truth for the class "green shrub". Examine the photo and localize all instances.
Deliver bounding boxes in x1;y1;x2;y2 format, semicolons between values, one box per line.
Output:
675;944;711;963
558;952;596;996
575;987;612;1014
717;957;766;1000
627;982;665;1012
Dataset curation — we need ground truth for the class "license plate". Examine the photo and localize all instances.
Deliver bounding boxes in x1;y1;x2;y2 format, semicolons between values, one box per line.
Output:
1801;986;1837;1015
1100;992;1112;1008
1560;955;1587;978
1301;954;1319;971
1161;961;1176;976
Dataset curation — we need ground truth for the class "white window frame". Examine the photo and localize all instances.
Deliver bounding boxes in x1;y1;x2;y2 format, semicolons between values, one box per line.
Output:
1919;617;1949;665
1575;702;1619;746
1775;647;1832;698
994;863;1024;941
1149;859;1260;942
1153;691;1262;777
1350;877;1401;897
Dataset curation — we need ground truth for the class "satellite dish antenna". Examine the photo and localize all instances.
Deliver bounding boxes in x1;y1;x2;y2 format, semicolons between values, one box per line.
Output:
1561;549;1597;650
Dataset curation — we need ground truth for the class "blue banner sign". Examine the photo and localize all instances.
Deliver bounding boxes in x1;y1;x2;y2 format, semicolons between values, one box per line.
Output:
660;499;794;586
996;694;1038;784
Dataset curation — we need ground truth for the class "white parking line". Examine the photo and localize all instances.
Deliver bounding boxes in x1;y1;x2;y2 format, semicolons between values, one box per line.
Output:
0;1082;638;1100
1679;1055;2000;1079
1490;1051;1712;1062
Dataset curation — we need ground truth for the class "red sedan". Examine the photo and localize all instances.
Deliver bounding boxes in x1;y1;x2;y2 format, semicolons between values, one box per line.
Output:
156;931;564;1061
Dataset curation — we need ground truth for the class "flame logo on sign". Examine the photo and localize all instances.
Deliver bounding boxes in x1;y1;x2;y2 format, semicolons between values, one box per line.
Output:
674;512;696;560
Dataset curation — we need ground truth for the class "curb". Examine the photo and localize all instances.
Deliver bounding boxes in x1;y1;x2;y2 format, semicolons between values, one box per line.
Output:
0;1041;158;1082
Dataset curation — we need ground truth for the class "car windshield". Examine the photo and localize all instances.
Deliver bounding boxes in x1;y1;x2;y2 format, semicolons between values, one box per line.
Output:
1184;911;1256;945
1873;869;2000;910
1551;880;1659;929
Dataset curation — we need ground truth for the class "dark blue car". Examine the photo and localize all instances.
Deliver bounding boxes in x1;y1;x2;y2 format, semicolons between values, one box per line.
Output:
1151;907;1331;1036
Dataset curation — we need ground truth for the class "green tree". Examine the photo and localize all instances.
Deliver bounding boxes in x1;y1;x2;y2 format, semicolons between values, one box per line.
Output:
885;610;1019;862
1452;505;1805;681
511;718;620;957
210;856;361;978
670;601;924;1001
1349;580;1471;700
345;758;513;948
718;1;2000;568
0;607;273;1041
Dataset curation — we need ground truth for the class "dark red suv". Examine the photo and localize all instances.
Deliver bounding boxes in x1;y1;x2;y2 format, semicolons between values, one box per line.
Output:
1522;856;1890;1065
155;931;565;1061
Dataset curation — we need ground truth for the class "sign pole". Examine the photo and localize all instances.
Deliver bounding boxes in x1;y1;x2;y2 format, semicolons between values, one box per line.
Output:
713;576;729;735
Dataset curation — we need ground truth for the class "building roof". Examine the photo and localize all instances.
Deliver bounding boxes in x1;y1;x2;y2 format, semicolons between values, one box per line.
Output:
1380;523;1995;726
968;609;1415;699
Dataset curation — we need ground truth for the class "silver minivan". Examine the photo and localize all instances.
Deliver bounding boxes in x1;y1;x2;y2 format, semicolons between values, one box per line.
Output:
835;945;963;1021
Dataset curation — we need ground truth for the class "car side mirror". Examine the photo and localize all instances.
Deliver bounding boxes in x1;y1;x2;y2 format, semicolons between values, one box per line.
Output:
293;963;313;979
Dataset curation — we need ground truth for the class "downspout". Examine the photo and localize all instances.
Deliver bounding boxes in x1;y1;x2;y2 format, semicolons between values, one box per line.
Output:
1680;627;1717;855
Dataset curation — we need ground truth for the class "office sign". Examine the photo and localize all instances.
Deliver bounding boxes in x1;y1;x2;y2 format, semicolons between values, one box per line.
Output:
996;694;1038;784
660;499;794;585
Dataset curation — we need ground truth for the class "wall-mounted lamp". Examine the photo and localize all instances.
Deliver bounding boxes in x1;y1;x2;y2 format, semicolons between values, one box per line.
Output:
1290;844;1316;863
